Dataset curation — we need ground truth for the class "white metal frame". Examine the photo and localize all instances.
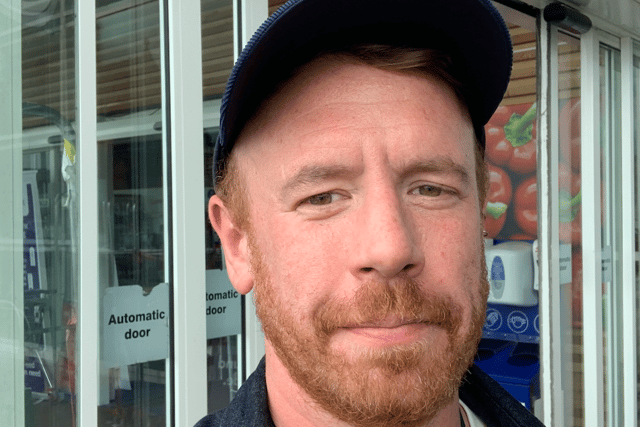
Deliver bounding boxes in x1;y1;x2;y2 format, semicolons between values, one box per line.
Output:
162;0;208;424
75;0;211;424
538;15;561;425
620;36;638;427
72;0;269;424
0;0;25;424
579;29;640;427
77;0;99;425
539;20;640;427
539;18;564;427
600;36;622;427
577;28;640;427
168;0;271;418
581;27;605;427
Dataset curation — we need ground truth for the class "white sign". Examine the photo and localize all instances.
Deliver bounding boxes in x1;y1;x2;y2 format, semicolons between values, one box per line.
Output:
102;283;169;368
206;269;241;339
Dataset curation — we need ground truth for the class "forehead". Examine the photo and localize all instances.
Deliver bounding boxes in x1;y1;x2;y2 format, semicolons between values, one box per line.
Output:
232;56;475;181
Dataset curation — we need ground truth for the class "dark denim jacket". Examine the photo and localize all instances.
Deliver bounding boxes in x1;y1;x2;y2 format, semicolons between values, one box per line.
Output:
195;358;545;427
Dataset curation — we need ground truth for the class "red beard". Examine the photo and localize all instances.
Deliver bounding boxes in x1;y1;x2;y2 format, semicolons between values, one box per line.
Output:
251;235;488;427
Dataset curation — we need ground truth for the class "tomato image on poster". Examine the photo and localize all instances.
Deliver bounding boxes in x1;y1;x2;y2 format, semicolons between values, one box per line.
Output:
483;102;537;240
483;99;582;245
484;163;512;239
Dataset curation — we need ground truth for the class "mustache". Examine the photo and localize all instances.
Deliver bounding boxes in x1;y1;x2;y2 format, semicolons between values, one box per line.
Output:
313;278;463;340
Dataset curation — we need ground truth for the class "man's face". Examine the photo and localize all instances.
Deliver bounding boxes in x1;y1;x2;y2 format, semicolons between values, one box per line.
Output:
225;57;489;426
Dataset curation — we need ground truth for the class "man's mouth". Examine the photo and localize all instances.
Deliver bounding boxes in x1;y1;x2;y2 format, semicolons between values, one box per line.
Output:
344;316;424;329
340;318;438;347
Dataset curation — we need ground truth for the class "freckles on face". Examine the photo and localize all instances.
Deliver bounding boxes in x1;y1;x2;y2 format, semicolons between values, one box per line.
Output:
424;227;484;308
403;201;484;309
236;57;493;427
245;202;350;301
237;56;484;308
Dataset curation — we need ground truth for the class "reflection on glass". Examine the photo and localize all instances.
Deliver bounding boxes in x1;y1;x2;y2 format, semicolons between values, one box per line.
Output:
599;44;622;427
557;32;582;427
478;6;542;419
634;41;640;418
19;0;80;425
202;0;242;414
483;18;538;242
95;0;169;425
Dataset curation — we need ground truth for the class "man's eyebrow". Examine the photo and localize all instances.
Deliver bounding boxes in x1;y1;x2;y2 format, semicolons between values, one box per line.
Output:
280;164;357;196
399;157;472;185
279;157;472;197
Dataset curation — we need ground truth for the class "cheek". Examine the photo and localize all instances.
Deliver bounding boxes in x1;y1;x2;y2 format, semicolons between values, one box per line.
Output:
421;213;482;269
419;214;485;309
252;218;347;309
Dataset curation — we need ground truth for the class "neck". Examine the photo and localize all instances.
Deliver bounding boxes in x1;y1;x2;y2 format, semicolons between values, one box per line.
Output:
264;342;463;427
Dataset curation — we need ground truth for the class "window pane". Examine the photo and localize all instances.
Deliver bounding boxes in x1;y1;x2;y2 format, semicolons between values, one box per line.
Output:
557;32;582;427
95;0;170;425
478;5;543;420
16;0;80;425
599;43;622;427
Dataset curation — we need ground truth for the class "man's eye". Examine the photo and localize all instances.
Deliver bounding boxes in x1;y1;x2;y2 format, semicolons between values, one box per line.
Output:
305;192;336;205
413;185;443;197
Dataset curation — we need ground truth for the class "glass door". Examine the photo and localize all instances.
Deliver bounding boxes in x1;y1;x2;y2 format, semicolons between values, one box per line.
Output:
4;0;232;424
538;22;585;427
599;41;622;427
95;0;172;425
477;3;542;418
556;30;583;427
2;0;83;424
201;0;244;413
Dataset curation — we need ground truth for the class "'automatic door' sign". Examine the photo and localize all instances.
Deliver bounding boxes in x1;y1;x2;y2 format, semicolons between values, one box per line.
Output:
102;283;169;368
206;269;241;339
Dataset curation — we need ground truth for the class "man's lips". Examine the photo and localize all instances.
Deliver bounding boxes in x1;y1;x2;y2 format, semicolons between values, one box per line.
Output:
343;316;424;329
339;319;436;346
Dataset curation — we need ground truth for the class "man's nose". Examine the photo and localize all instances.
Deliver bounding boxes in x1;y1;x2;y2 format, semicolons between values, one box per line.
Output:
352;188;425;279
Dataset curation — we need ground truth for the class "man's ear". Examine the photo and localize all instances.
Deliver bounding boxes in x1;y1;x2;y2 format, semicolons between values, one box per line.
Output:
208;195;254;295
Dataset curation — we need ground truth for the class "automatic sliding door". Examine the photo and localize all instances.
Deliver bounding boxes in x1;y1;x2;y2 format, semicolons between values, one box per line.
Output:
95;1;170;425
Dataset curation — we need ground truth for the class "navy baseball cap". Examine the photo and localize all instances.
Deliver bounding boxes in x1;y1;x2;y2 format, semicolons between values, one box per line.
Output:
213;0;513;184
